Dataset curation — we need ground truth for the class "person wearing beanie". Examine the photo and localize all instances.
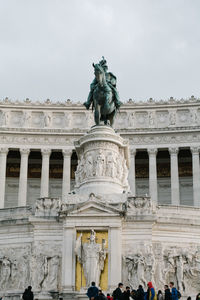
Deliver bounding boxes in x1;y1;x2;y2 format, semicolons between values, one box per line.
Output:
147;282;156;300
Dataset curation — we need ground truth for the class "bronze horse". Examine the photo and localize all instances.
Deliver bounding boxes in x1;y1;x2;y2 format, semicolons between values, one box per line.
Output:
92;63;117;126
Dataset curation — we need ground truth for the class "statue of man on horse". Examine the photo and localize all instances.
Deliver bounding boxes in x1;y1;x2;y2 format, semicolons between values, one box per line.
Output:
83;57;122;127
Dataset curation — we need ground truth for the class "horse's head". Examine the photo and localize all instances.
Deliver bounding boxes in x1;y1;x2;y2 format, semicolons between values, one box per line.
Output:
93;63;105;87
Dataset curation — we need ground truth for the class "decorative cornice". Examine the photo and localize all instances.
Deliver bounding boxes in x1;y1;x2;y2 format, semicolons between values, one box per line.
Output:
0;96;200;107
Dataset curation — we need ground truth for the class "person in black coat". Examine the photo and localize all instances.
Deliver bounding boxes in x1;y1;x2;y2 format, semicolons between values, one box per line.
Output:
113;283;123;300
123;286;131;300
23;286;34;300
164;285;171;300
95;290;107;300
136;285;145;300
87;282;99;300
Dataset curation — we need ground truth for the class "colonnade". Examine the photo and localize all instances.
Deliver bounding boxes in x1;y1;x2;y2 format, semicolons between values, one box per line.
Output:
0;146;200;209
129;146;200;207
0;148;72;209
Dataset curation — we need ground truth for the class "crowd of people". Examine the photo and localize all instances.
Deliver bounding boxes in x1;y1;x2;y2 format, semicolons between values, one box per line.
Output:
87;281;198;300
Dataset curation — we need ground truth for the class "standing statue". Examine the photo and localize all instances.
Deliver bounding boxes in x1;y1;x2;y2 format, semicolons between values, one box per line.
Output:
75;229;107;287
83;57;122;127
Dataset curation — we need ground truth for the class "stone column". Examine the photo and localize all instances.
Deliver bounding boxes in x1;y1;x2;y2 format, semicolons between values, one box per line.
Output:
108;227;122;291
62;149;72;200
40;149;51;198
128;149;136;195
148;148;158;203
18;149;30;206
191;147;200;207
0;148;8;209
169;147;180;205
62;227;75;291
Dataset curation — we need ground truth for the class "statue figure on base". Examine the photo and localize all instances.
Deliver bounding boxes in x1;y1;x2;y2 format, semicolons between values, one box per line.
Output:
83;57;122;127
75;229;107;287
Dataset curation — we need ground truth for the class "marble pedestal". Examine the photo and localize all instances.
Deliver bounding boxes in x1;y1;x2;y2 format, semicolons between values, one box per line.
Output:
74;125;130;194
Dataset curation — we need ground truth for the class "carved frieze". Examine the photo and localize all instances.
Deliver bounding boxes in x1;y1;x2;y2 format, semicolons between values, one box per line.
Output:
30;242;61;291
124;196;156;215
35;197;61;217
0;245;31;291
75;145;129;189
123;243;200;295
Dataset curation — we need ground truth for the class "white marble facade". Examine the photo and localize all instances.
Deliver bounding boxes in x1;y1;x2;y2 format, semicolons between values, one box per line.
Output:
0;97;200;299
0;97;200;207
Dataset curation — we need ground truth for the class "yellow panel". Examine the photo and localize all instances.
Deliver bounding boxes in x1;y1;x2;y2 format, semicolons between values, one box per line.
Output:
75;230;108;291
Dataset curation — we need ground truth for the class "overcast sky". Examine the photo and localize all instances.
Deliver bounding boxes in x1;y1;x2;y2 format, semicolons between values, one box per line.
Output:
0;0;200;103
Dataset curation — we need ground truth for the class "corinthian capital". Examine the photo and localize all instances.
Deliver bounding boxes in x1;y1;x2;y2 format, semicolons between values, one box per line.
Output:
190;146;200;155
41;149;51;156
169;147;179;155
62;148;73;157
0;147;9;154
20;148;30;155
147;148;157;155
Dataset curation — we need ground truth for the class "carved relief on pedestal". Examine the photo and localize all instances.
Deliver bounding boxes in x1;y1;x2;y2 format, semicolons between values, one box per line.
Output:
75;141;129;190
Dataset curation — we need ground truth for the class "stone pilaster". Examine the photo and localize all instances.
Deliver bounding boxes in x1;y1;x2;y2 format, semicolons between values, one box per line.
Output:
0;148;8;208
108;226;122;291
62;227;75;291
128;148;136;195
18;148;30;206
191;147;200;207
169;147;180;205
40;149;51;198
148;148;158;203
62;149;72;200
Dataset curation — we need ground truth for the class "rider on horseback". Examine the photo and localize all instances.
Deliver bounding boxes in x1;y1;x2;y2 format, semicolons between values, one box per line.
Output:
84;57;122;111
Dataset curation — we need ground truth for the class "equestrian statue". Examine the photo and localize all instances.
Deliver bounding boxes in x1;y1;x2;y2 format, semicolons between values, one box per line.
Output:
83;57;122;127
